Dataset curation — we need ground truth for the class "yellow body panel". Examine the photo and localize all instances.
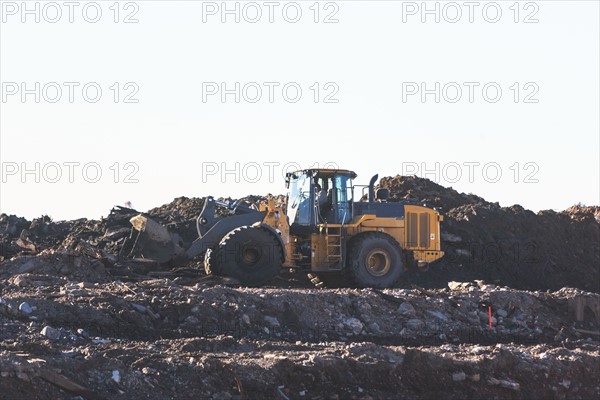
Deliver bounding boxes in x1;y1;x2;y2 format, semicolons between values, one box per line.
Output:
260;198;444;271
259;200;294;264
310;233;331;271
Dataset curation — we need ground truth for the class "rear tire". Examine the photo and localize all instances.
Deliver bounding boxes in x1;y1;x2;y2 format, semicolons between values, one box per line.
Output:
204;226;282;286
348;232;404;288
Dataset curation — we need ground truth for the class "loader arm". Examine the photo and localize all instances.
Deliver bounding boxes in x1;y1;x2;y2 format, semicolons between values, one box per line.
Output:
185;197;266;259
124;196;266;263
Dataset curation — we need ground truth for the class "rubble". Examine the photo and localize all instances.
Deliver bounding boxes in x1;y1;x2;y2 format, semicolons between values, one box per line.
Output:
380;175;600;293
0;282;598;398
0;176;598;398
18;302;32;315
1;177;597;293
398;301;416;317
40;326;60;340
452;371;466;382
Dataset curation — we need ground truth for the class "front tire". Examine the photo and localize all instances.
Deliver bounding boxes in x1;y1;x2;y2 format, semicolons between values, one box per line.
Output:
348;232;404;288
204;226;282;286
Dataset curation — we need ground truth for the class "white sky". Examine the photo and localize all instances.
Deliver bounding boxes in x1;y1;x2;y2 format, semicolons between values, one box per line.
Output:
1;0;599;220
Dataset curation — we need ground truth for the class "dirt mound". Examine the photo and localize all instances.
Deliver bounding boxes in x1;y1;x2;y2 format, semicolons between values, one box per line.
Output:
0;252;111;284
1;337;597;400
562;204;600;223
2;179;598;293
379;175;488;211
1;283;599;399
1;182;599;399
380;176;600;293
146;197;206;246
0;207;140;260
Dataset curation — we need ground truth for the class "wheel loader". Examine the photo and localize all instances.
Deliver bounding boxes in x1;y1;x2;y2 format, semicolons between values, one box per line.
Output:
124;169;444;288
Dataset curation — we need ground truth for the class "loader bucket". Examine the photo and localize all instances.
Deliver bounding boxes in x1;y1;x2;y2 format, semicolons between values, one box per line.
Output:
126;214;185;263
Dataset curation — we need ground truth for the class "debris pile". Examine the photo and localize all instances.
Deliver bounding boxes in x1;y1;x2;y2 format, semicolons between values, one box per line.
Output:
379;175;488;210
2;176;598;294
380;175;600;293
0;280;598;399
0;176;599;398
146;197;206;246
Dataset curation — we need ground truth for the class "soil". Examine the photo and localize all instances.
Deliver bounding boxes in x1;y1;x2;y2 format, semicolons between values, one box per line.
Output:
1;176;598;399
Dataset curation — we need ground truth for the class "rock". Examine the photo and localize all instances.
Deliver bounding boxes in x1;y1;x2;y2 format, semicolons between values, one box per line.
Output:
368;322;381;334
448;281;472;291
479;311;490;322
398;302;416;317
77;328;89;338
559;379;571;389
40;326;60;340
343;317;364;335
487;377;499;385
211;392;232;400
488;378;520;390
112;370;121;383
131;303;146;313
264;316;280;327
242;314;250;324
16;371;29;381
426;310;449;321
497;309;508;318
13;275;29;287
499;379;520;390
146;306;160;320
406;319;425;330
19;302;32;314
313;355;338;368
472;346;487;354
12;258;36;274
452;372;466;382
474;281;496;291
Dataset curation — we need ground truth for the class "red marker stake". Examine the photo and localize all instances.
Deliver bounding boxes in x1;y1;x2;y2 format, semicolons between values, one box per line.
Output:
488;305;493;329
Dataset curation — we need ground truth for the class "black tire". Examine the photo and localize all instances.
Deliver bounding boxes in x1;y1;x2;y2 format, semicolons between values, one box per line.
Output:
204;226;282;286
347;232;404;288
204;248;218;276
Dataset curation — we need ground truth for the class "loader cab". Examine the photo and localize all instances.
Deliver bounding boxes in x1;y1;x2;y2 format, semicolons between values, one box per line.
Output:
286;169;356;234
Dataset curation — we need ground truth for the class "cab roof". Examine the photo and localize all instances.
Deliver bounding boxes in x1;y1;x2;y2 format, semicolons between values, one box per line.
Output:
291;169;357;179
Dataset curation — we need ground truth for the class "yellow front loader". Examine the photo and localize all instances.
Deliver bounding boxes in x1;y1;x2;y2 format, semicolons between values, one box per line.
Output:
126;169;444;288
